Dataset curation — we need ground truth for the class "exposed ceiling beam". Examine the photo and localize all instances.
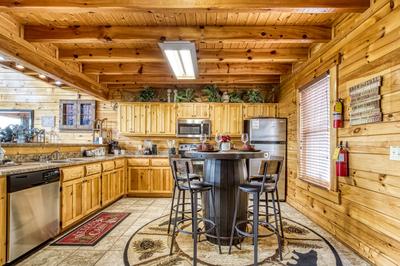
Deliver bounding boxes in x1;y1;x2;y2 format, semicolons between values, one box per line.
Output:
59;48;309;63
24;25;331;44
99;75;280;84
82;62;291;75
0;0;370;13
0;15;108;99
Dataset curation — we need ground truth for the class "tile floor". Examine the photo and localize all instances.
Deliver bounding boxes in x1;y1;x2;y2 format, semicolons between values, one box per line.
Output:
17;198;369;266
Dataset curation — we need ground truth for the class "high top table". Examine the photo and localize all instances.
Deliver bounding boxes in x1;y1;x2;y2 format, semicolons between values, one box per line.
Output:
185;150;265;245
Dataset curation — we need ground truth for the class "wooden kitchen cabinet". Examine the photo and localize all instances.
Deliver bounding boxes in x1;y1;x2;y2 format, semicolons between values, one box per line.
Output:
101;170;114;206
177;103;209;118
146;103;176;135
0;177;6;266
210;103;243;136
82;173;101;215
243;103;278;119
118;103;147;135
128;167;151;194
151;168;173;194
61;177;84;229
59;100;96;131
127;158;173;197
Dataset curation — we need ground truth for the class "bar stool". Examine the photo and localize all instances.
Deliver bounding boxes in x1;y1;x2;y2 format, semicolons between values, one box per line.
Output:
247;158;285;239
169;158;222;266
229;158;284;264
167;156;202;235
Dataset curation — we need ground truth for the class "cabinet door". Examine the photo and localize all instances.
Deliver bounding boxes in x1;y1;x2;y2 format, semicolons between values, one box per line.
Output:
0;178;6;266
101;171;113;206
116;167;126;197
61;178;84;229
210;103;226;135
226;104;243;136
127;167;151;193
150;168;173;194
177;103;195;118
243;104;277;119
193;103;210;118
82;174;101;215
119;103;146;134
147;103;176;135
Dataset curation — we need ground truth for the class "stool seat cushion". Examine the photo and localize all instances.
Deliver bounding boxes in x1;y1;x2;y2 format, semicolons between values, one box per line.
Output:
239;183;275;193
180;180;213;192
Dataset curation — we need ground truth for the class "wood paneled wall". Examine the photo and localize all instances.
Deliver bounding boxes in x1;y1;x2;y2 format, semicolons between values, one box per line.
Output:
0;66;117;143
278;0;400;265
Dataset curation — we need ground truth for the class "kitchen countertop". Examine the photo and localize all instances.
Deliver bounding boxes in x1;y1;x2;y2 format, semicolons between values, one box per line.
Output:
0;154;170;176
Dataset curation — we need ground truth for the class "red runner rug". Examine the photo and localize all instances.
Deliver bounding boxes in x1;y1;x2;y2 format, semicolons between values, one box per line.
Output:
52;212;130;246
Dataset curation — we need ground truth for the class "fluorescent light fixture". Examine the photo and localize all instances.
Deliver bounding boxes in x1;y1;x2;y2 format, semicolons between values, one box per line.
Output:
55;80;62;86
38;74;47;79
15;64;25;70
158;41;198;80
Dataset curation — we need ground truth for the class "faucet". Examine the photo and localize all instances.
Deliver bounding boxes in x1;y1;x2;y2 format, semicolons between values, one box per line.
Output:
49;151;61;161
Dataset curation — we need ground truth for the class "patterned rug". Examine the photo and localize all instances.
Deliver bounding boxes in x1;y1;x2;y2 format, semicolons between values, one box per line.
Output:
124;215;342;266
52;212;130;246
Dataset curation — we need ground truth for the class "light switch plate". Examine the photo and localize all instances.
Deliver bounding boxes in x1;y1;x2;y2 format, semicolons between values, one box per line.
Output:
390;146;400;161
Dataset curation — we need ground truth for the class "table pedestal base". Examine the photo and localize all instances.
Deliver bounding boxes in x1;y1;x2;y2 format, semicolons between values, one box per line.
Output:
202;159;248;245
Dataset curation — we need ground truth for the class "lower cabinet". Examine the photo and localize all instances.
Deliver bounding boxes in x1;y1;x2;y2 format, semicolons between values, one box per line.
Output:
127;158;173;197
61;177;84;229
82;173;101;215
61;160;125;230
0;177;6;266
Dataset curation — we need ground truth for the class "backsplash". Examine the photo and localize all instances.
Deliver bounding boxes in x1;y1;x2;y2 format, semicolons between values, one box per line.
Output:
6;151;83;163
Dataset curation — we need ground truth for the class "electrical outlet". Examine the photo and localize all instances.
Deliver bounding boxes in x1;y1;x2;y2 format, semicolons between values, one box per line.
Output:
390;146;400;161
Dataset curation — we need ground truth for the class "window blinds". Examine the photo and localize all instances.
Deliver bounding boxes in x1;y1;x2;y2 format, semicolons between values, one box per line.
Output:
299;74;331;187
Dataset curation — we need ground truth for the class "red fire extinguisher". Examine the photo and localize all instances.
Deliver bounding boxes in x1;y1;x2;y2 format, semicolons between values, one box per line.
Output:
333;98;344;128
336;141;349;177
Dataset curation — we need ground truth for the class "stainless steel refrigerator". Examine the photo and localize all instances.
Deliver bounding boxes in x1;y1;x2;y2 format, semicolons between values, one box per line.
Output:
244;118;287;201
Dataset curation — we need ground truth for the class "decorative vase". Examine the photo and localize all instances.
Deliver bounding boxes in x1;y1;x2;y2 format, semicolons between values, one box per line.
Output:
220;142;231;151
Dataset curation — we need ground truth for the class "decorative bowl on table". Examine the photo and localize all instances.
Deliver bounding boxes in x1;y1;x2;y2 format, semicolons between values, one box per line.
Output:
239;144;259;152
197;143;217;152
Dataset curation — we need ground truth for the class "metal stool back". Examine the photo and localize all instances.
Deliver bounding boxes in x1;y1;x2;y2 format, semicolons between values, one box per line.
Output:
229;157;284;264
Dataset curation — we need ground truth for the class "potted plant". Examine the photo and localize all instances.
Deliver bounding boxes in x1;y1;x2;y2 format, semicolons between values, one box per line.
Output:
220;135;231;151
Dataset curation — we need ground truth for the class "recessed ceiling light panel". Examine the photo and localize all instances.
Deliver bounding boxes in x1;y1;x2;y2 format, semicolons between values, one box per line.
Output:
16;64;25;70
38;74;47;79
158;41;198;80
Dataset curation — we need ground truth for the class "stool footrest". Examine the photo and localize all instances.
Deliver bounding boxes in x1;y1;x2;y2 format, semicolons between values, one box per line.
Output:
234;220;279;238
176;218;217;236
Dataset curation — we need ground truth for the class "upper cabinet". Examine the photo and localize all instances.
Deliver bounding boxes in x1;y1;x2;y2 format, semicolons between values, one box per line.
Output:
177;103;209;118
59;100;96;131
118;102;277;136
210;103;243;136
146;103;176;136
118;103;176;136
243;103;277;119
118;103;147;135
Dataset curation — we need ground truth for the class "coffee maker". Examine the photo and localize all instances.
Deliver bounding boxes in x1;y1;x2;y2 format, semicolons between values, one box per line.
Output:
108;140;119;154
167;139;176;155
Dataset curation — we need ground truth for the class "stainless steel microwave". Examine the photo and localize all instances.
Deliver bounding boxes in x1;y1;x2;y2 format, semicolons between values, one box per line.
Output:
176;119;211;138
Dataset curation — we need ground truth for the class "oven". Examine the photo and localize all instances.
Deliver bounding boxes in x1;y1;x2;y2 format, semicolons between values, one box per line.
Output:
176;119;211;138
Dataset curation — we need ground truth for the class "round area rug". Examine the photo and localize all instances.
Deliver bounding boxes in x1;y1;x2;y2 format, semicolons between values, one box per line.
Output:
124;215;342;266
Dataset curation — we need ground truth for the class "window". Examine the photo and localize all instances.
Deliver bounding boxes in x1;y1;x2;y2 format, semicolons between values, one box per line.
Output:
299;74;331;188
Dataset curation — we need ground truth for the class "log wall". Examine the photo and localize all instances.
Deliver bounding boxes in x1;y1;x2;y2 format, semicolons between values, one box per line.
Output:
278;0;400;265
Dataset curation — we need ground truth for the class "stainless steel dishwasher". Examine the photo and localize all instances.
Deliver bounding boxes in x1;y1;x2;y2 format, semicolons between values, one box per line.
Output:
7;168;60;263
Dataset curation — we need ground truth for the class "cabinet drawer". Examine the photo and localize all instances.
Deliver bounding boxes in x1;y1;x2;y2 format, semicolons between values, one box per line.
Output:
127;158;150;166
151;158;170;167
85;163;102;176
102;160;115;171
61;166;84;182
115;159;125;169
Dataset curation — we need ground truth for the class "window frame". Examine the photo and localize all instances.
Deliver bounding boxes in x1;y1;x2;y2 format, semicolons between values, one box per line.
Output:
297;69;338;191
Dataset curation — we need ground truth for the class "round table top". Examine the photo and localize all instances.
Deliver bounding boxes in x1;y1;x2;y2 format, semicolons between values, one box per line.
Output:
185;150;265;160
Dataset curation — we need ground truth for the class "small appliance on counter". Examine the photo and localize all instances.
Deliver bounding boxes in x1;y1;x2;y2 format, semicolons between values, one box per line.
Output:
167;139;176;155
143;140;157;155
151;144;158;155
108;140;120;154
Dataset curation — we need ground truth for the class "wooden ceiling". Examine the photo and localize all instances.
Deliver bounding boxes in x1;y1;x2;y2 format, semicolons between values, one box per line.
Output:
0;0;370;99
